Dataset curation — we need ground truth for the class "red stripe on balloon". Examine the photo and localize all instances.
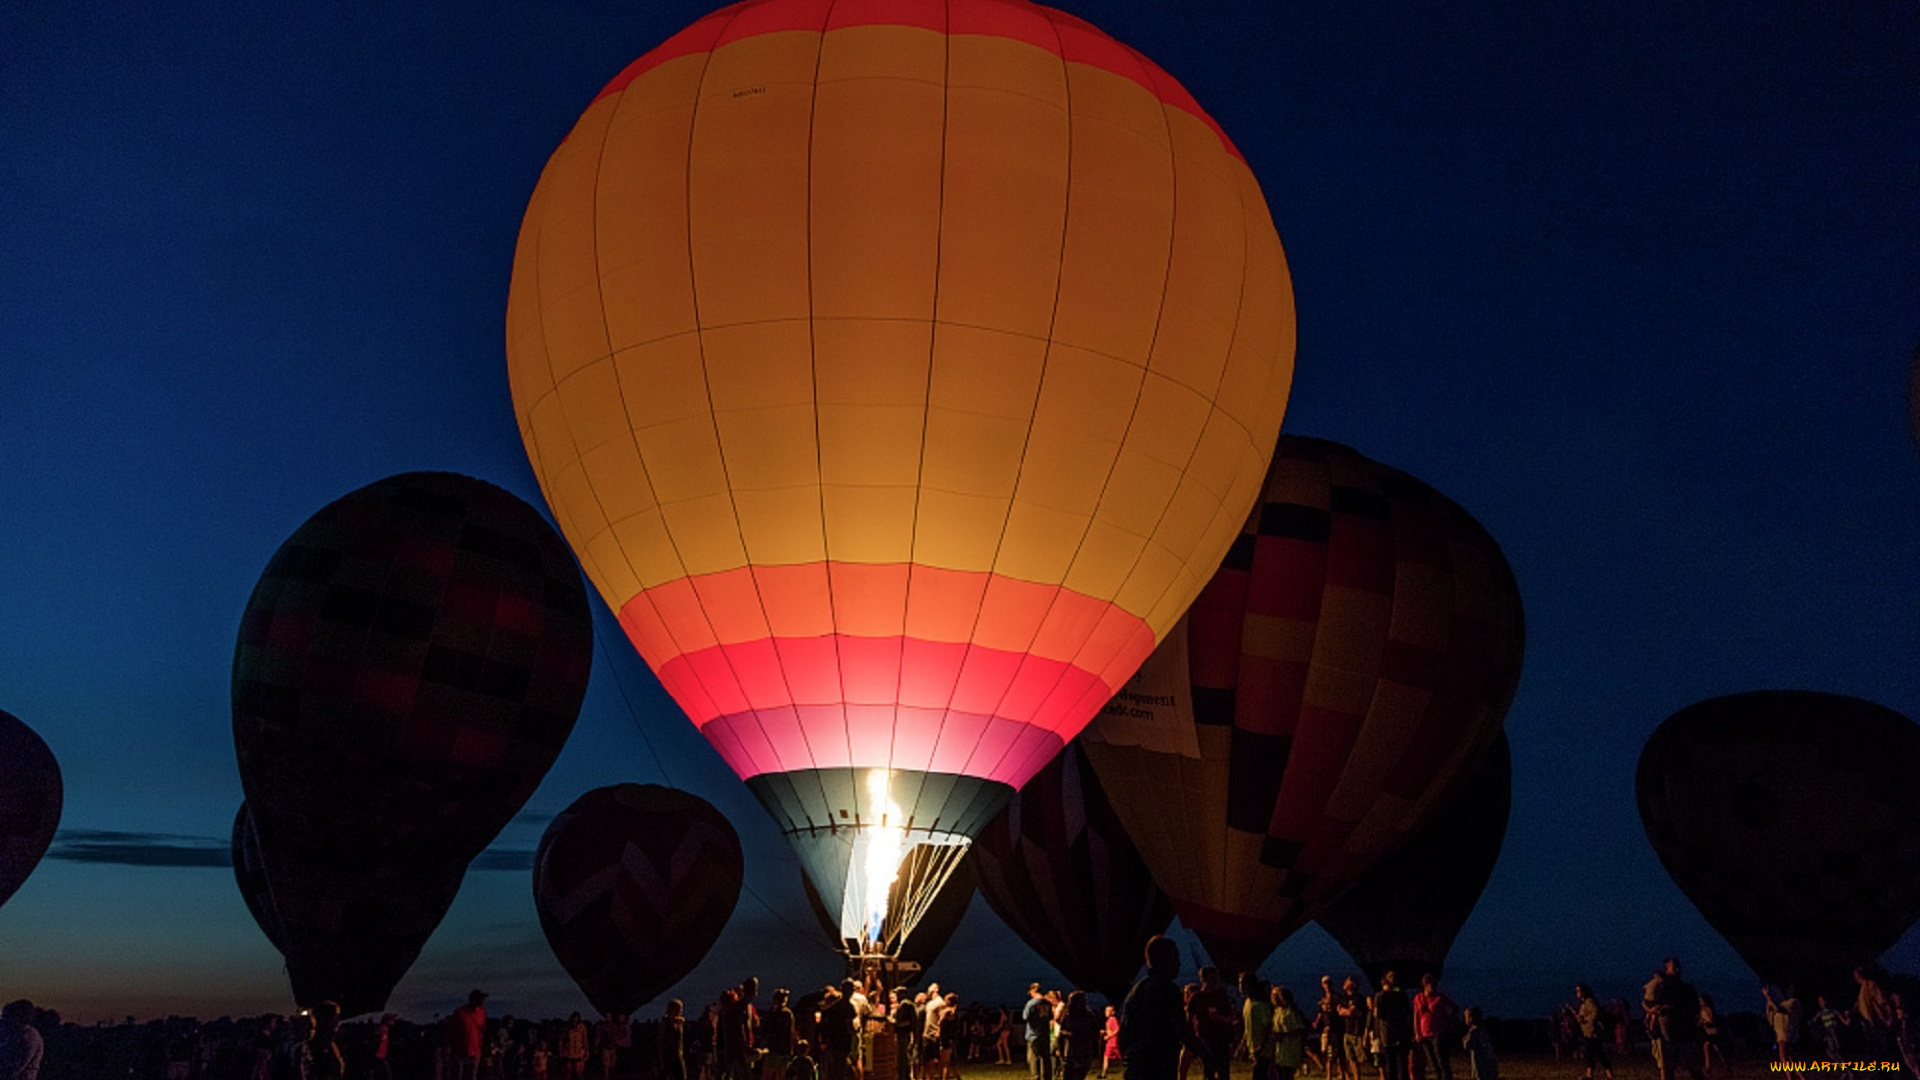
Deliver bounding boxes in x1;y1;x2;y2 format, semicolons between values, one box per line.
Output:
652;636;1108;727
698;705;1066;787
589;0;1242;161
620;563;1148;670
616;562;1156;786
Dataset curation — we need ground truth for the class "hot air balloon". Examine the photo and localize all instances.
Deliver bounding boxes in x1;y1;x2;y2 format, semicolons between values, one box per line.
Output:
0;709;62;910
234;802;468;1014
533;784;744;1015
970;743;1172;1003
232;471;593;1010
802;851;980;982
232;803;287;952
1316;730;1512;989
1079;436;1525;974
505;0;1296;956
1637;691;1920;999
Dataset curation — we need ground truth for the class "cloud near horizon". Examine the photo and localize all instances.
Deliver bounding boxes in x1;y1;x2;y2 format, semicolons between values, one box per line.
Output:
46;829;536;872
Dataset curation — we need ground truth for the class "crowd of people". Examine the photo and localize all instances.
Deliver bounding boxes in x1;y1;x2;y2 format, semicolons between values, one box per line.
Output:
7;948;1920;1080
630;936;1497;1080
1544;961;1920;1080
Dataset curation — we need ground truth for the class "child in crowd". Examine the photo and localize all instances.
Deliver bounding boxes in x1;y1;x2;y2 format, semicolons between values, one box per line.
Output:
1461;1009;1495;1080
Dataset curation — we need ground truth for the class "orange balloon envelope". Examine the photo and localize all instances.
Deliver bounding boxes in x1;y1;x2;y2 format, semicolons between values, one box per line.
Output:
506;0;1295;947
1080;436;1524;973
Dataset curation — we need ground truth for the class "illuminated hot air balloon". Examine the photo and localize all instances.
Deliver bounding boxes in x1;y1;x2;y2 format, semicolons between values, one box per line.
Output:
533;784;744;1015
1637;691;1920;998
233;802;468;1015
1316;730;1511;988
802;852;979;981
232;471;593;1010
971;743;1172;1003
506;0;1295;955
1080;436;1524;973
0;709;62;910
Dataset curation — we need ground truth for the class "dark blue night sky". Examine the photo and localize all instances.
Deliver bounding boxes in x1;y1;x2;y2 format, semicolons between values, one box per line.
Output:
2;0;1916;1022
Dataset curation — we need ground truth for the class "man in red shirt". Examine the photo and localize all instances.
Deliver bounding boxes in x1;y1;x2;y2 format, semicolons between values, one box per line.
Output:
447;990;488;1080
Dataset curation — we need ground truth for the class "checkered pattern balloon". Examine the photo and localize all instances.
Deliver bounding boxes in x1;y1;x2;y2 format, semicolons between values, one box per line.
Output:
1317;730;1511;988
1081;436;1524;973
231;801;466;1015
233;472;593;871
1637;691;1920;998
971;742;1172;1002
0;709;61;910
533;784;743;1015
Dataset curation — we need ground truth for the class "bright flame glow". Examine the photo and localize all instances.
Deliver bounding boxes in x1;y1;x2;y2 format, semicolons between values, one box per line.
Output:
860;768;906;948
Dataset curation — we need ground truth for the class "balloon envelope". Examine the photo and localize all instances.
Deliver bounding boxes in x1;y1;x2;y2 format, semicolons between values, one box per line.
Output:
1637;691;1920;997
0;709;62;910
231;801;467;1015
1316;730;1512;989
971;742;1172;1002
534;784;744;1015
232;803;286;953
1081;436;1524;973
232;471;593;872
505;0;1296;947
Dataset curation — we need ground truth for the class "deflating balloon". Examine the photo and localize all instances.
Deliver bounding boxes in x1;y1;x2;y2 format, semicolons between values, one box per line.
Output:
1637;691;1920;998
1316;730;1511;989
505;0;1296;955
232;471;593;869
802;851;979;981
534;784;744;1016
232;801;467;1016
1081;436;1524;973
971;743;1172;1003
0;709;62;910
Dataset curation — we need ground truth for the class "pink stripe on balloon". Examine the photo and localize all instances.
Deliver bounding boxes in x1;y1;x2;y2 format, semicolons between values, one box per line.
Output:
698;705;1067;787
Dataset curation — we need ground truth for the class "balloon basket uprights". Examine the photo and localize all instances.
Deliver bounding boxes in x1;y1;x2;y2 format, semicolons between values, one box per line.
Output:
838;950;925;987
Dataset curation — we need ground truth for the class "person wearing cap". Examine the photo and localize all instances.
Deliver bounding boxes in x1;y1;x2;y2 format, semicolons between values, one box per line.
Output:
446;991;487;1080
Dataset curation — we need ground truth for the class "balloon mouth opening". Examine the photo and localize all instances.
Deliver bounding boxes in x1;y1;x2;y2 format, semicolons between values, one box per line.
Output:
839;768;972;958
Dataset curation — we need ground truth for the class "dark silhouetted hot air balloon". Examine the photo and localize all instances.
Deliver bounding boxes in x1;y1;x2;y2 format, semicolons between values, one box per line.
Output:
505;0;1297;957
971;743;1172;1003
232;471;593;1011
232;800;468;1014
1637;691;1920;999
1316;730;1512;989
802;850;979;983
534;784;743;1015
1080;436;1525;974
0;709;62;910
232;803;286;952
